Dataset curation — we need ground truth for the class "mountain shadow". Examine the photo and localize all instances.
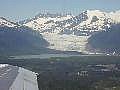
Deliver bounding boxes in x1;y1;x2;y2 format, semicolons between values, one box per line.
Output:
0;26;49;55
88;24;120;54
0;26;81;56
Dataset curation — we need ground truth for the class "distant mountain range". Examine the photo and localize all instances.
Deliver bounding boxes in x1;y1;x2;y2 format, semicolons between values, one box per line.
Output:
23;10;120;35
0;10;120;55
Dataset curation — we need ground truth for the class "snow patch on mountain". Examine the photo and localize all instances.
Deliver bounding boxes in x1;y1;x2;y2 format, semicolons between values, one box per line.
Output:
24;14;73;33
22;10;120;53
42;33;89;52
109;11;120;24
0;17;18;27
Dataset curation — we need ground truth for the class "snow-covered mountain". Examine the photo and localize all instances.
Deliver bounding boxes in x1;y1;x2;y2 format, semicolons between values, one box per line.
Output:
23;10;120;35
0;17;81;55
0;17;18;27
22;10;120;53
1;10;120;54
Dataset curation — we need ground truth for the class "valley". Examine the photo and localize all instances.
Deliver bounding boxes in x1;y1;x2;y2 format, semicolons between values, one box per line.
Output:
1;56;120;90
21;10;120;54
1;10;120;55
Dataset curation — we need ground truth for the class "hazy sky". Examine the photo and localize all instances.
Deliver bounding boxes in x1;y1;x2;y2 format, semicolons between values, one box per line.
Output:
0;0;120;21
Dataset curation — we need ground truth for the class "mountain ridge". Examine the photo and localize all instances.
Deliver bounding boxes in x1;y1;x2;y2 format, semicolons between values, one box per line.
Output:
1;10;120;54
21;10;120;54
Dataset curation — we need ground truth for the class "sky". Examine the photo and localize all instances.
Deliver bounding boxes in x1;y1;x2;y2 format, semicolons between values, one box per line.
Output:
0;0;120;21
